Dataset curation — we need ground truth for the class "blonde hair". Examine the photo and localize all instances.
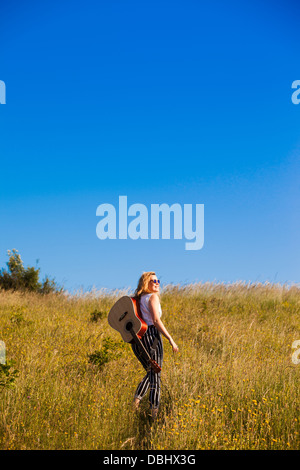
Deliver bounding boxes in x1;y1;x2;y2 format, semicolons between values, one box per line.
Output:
134;271;158;299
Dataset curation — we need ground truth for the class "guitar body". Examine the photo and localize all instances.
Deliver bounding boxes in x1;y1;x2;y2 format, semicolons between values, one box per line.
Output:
108;296;148;342
108;296;161;374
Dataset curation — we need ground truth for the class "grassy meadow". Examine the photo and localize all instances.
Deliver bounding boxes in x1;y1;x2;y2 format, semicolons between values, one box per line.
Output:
0;282;299;450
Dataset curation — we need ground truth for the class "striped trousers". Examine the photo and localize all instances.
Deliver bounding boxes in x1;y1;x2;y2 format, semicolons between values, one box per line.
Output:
131;325;163;409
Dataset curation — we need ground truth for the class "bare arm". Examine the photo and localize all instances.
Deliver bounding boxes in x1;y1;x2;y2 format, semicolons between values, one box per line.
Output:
148;294;179;352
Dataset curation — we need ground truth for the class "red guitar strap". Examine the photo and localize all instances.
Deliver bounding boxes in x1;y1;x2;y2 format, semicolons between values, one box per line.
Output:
136;298;143;319
130;297;147;339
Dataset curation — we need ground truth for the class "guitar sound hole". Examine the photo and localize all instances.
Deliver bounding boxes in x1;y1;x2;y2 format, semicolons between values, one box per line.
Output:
125;321;133;331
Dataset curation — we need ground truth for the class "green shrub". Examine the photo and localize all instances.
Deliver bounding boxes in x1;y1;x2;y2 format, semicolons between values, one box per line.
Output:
0;360;19;389
88;336;126;368
0;249;62;294
90;309;107;322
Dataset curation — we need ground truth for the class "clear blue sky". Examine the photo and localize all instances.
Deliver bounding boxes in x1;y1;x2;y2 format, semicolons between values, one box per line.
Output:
0;0;299;292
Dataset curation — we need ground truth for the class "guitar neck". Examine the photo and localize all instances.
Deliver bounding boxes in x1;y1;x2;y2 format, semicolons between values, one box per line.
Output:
129;327;151;361
129;327;161;373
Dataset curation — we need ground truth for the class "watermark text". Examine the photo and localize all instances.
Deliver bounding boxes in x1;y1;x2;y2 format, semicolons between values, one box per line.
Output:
0;80;6;104
292;340;300;365
0;341;6;364
291;80;300;104
96;196;204;251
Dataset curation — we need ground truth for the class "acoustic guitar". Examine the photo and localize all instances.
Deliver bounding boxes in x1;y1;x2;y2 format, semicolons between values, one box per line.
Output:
108;296;161;373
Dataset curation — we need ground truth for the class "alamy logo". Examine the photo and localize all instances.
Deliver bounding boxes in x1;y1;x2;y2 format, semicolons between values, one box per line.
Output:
0;80;6;104
292;340;300;365
0;341;6;364
291;80;300;104
96;196;204;251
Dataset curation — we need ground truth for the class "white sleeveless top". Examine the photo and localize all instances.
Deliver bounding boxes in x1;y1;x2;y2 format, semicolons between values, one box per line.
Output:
139;293;162;326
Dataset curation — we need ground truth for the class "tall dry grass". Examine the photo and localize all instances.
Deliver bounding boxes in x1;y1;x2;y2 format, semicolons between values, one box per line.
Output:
0;282;299;450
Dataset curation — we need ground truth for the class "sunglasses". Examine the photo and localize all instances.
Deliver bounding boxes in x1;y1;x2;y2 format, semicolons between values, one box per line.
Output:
150;279;160;284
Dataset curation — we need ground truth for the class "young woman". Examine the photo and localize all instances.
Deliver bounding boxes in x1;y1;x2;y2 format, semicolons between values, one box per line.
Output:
131;272;179;420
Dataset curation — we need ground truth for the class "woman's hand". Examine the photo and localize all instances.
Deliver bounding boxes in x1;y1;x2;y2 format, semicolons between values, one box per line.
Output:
169;338;179;353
